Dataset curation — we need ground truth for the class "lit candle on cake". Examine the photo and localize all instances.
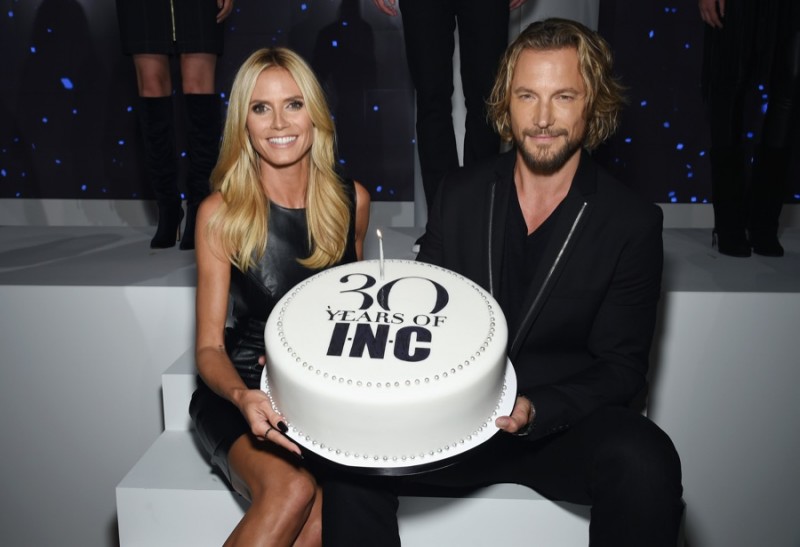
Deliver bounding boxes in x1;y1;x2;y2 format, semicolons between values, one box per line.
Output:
377;228;385;279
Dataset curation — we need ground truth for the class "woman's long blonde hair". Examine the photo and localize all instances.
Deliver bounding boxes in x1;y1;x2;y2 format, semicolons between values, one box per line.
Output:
207;47;351;271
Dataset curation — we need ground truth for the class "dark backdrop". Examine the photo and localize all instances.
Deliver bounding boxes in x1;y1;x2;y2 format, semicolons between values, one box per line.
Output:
0;0;414;202
0;0;797;205
596;1;799;205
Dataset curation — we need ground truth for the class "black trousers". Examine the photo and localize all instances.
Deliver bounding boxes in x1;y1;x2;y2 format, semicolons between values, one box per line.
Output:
703;0;800;233
322;406;683;547
399;0;508;211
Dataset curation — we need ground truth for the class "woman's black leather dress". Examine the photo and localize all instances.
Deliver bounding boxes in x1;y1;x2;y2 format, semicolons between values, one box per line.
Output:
190;182;357;482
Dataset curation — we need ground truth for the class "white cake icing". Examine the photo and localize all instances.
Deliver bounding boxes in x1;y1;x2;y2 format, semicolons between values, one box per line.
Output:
263;259;512;468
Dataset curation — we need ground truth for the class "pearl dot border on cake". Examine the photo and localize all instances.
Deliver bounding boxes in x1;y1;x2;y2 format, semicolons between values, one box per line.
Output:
263;371;512;465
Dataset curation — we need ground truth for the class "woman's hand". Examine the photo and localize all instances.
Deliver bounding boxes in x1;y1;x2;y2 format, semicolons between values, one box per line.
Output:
372;0;398;16
236;388;302;456
699;0;724;28
216;0;234;23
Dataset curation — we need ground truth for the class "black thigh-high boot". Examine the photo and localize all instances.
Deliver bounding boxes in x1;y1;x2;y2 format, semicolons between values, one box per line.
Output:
749;145;788;256
710;147;751;257
748;8;800;256
180;93;221;250
139;96;183;248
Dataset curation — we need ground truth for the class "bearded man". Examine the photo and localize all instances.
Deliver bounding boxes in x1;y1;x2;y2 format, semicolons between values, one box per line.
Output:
323;18;684;547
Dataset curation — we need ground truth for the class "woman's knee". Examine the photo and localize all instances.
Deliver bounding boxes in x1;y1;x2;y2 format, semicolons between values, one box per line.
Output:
179;53;217;94
132;54;171;97
251;468;318;516
284;472;318;511
228;437;318;514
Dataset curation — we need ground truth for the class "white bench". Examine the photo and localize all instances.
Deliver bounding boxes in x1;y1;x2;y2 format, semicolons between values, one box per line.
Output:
116;349;594;546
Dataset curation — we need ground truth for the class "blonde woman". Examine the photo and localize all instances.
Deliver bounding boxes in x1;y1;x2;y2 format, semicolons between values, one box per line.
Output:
189;48;370;546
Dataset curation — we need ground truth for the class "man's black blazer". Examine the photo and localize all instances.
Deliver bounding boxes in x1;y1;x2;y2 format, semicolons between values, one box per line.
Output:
417;150;664;441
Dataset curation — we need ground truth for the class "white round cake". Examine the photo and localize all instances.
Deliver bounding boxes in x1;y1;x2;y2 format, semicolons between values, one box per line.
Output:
262;259;514;471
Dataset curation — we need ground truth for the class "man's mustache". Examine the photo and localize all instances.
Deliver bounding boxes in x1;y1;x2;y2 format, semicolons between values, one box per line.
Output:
523;129;569;138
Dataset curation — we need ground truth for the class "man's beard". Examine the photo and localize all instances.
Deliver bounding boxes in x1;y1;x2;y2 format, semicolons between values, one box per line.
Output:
514;129;584;175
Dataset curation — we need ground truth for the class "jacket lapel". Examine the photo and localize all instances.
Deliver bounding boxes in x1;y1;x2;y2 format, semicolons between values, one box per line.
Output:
487;152;516;297
507;151;597;360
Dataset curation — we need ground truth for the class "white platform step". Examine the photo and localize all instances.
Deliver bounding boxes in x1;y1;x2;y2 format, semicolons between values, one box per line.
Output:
117;430;590;546
161;348;197;432
117;431;247;547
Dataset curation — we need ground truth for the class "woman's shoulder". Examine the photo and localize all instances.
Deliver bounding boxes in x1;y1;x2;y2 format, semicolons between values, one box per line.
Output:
201;190;224;208
197;191;224;225
352;180;370;207
336;177;370;210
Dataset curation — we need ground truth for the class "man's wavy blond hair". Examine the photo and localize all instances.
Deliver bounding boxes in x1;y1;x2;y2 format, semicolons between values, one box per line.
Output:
207;47;350;272
488;18;625;150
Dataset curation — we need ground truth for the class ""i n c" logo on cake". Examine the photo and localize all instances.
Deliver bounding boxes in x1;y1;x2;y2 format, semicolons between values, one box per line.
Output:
325;273;449;362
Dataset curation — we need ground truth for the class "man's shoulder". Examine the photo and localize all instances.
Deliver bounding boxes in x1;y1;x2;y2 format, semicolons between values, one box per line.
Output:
448;151;514;184
439;151;514;198
588;158;662;224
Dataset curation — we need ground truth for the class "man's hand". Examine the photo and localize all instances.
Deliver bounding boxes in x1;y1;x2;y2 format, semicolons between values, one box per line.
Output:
372;0;398;16
496;395;535;434
699;0;724;28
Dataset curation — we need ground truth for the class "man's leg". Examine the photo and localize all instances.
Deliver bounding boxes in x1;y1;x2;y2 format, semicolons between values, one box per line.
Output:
322;474;401;547
399;0;460;211
544;408;683;546
455;0;508;166
412;406;683;547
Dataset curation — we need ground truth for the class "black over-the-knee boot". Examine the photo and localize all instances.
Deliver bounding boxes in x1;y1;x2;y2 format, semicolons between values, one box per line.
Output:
710;147;751;257
748;8;800;257
750;145;788;256
181;93;221;250
139;96;183;249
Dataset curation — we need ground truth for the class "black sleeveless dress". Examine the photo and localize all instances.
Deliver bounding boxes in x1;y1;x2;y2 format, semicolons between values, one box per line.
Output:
189;181;358;481
115;0;225;56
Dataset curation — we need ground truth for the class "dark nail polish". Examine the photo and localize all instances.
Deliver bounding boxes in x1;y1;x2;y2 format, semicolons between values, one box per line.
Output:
278;421;288;433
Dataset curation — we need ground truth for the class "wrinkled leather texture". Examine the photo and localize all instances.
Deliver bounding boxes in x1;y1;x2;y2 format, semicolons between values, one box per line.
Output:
227;184;357;388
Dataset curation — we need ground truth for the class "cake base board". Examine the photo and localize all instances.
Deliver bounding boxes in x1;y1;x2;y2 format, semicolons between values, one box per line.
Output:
262;359;518;477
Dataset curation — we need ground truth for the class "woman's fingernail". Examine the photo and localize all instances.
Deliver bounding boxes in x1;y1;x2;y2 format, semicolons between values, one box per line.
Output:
278;421;288;433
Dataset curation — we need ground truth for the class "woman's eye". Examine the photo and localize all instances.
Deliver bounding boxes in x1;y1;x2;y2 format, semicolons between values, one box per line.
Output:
252;103;267;114
287;100;304;110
